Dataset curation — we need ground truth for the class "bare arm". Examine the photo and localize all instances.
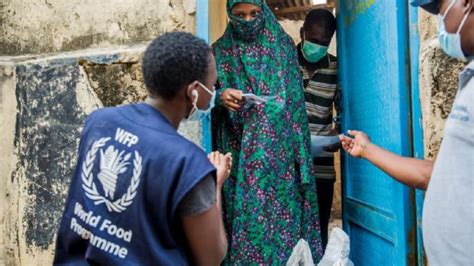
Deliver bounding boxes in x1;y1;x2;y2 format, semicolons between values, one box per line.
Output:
181;152;231;266
340;130;433;190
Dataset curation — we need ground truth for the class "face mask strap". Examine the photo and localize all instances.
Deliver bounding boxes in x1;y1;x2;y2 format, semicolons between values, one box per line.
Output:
442;0;457;19
186;90;199;120
186;104;197;120
457;5;473;34
197;81;213;95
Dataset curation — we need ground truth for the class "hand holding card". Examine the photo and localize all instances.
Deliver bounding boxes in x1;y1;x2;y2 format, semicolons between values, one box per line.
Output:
242;93;267;105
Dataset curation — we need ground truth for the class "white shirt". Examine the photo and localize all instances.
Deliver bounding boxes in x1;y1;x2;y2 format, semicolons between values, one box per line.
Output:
423;60;474;265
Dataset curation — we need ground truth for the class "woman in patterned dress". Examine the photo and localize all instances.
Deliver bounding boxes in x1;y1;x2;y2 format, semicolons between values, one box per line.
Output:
211;0;323;264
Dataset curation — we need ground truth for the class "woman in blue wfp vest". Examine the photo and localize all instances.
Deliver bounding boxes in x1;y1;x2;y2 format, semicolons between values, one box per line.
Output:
54;32;232;265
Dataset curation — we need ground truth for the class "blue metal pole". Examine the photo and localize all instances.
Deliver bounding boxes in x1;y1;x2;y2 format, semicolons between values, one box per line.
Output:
196;0;212;153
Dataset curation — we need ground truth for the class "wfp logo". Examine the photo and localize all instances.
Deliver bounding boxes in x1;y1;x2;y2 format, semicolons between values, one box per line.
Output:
98;146;131;200
81;128;142;213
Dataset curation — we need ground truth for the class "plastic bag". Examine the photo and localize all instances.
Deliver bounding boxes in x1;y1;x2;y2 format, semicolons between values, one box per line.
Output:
317;228;354;266
286;228;353;266
286;239;315;266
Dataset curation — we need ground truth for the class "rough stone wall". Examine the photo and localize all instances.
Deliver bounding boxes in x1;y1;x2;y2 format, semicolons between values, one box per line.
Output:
0;64;17;266
0;0;196;56
418;11;467;159
0;1;198;265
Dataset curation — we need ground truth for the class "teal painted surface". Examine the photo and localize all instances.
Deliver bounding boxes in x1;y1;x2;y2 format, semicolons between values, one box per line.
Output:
196;0;212;153
337;0;418;264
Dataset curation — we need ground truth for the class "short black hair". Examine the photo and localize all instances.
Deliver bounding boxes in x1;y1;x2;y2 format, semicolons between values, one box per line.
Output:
303;8;337;37
142;31;212;100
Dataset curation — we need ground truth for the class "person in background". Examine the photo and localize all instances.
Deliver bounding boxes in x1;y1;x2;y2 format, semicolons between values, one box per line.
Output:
297;8;340;250
211;0;323;264
340;0;473;264
54;32;231;266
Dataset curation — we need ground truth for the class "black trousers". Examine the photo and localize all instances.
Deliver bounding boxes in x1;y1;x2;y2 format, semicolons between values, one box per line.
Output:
316;179;335;250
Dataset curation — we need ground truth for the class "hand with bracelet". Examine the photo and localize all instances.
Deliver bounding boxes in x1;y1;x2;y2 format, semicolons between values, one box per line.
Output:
339;129;432;190
339;130;371;158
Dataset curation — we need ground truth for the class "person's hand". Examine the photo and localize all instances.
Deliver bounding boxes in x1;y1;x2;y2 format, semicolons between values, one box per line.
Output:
221;89;243;111
339;130;371;158
208;152;232;187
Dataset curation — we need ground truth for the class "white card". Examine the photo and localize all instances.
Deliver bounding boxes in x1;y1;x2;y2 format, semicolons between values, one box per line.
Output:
242;93;267;104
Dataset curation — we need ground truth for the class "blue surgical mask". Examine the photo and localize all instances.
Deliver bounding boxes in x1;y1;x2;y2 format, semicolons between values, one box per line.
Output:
302;33;329;63
187;82;216;121
438;0;472;61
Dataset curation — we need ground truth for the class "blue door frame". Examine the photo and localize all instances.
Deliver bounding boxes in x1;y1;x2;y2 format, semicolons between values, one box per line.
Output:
337;0;424;264
197;0;212;153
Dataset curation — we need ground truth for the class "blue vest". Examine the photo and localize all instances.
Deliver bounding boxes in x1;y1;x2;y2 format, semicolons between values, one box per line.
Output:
54;103;215;265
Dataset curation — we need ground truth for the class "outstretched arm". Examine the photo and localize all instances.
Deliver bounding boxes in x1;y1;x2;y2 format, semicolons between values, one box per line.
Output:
340;130;433;190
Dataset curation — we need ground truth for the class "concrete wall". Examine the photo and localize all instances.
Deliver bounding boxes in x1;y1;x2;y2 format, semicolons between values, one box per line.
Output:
0;0;197;56
0;64;18;266
418;11;467;159
0;1;198;265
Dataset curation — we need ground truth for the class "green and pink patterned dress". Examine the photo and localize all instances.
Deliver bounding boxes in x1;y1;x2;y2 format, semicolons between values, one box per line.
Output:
211;0;323;264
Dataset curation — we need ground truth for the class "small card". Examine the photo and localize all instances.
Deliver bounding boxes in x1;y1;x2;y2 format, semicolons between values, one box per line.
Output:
242;93;267;104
